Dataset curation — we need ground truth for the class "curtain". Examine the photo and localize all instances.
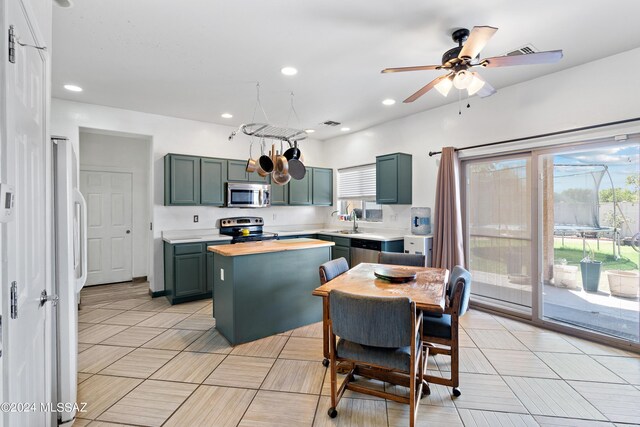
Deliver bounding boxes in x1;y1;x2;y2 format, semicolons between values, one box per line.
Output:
433;147;465;271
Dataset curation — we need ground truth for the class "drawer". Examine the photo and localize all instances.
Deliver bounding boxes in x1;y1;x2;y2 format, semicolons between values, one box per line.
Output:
174;243;205;255
316;234;333;242
333;236;351;247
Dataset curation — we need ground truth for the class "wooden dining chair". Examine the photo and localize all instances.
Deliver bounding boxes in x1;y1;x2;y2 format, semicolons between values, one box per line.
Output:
378;251;426;267
327;290;424;427
319;257;350;367
422;265;471;396
319;257;349;285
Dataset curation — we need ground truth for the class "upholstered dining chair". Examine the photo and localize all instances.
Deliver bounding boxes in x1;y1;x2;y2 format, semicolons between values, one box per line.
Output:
319;257;350;367
378;251;427;267
319;257;349;285
327;290;424;426
422;265;471;396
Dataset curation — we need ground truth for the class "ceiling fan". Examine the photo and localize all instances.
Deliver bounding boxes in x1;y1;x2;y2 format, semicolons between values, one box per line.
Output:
382;26;563;103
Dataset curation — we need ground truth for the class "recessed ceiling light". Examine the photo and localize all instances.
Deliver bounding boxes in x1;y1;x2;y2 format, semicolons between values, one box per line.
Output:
221;113;233;119
305;129;315;133
281;67;298;76
64;84;83;92
340;127;350;132
382;98;396;106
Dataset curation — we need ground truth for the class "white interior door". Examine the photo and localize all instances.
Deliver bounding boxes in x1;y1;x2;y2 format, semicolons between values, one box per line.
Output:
2;2;51;426
80;171;133;285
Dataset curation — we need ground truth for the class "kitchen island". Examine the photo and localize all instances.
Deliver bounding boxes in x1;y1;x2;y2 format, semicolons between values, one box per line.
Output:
208;238;334;345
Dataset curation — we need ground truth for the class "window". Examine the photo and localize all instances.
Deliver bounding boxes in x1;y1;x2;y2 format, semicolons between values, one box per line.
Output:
337;164;383;222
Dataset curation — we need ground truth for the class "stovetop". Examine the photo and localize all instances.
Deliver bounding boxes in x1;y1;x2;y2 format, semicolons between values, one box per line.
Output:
219;216;278;244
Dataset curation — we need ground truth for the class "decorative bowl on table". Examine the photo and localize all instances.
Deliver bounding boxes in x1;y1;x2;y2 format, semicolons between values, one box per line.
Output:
374;267;417;283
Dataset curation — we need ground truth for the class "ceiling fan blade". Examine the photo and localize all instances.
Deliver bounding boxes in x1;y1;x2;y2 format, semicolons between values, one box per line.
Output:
381;65;442;73
458;26;498;60
476;78;497;98
481;50;563;68
403;74;451;103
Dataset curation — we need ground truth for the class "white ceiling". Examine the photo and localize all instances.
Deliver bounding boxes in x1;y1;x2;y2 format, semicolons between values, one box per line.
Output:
52;0;640;140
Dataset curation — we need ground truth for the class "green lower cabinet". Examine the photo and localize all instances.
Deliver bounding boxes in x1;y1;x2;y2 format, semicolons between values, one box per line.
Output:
164;241;228;305
174;253;206;297
332;245;351;265
206;252;214;293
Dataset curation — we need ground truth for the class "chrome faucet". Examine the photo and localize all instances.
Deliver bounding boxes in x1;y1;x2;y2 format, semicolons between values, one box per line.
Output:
350;208;359;233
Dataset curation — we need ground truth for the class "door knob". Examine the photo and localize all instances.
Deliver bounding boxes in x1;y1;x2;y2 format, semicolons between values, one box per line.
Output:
126;230;131;234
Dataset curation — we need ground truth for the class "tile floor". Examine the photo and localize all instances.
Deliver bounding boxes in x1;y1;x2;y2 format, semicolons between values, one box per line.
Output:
74;281;640;427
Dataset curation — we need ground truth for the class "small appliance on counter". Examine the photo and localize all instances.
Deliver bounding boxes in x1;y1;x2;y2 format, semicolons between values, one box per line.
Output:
410;207;431;235
219;216;278;243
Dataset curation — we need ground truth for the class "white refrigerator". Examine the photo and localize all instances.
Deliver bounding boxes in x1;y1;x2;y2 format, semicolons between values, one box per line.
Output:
52;137;88;426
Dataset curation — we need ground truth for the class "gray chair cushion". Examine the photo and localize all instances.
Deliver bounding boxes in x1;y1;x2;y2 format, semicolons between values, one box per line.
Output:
329;290;413;348
423;314;452;339
378;252;426;267
336;337;416;371
320;257;349;283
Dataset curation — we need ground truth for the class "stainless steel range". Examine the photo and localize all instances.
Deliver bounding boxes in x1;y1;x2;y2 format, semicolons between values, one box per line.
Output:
219;216;278;244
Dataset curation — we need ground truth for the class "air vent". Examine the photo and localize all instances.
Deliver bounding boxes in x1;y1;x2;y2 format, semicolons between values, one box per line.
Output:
322;120;341;127
506;44;538;56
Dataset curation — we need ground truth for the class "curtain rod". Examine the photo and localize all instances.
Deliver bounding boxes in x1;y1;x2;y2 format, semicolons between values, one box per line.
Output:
428;117;640;157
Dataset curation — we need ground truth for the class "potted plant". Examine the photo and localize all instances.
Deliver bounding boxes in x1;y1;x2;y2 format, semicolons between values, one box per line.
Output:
580;249;602;293
606;270;640;298
553;258;579;289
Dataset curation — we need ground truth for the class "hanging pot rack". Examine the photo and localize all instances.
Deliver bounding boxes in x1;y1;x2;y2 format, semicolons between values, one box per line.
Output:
228;123;307;144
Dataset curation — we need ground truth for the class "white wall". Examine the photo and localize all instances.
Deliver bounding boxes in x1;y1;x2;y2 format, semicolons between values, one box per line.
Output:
324;47;640;231
51;100;332;291
79;130;152;278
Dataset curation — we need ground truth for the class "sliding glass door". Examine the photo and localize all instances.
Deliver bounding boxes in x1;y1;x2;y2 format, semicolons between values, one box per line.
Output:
463;136;639;347
538;141;639;344
463;155;533;315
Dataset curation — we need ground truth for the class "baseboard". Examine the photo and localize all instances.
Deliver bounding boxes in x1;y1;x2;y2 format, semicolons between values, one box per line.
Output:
133;276;148;283
149;290;167;298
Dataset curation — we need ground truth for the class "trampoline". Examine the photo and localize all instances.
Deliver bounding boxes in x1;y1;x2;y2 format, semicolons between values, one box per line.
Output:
553;163;620;259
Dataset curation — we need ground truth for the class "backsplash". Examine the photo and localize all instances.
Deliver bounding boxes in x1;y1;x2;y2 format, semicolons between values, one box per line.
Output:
155;205;333;232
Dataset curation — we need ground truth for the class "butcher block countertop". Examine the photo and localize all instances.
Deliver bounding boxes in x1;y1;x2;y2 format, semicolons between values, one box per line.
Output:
208;238;334;257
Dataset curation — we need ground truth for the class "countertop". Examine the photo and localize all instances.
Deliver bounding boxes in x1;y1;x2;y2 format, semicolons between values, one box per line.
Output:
267;228;405;242
162;229;232;244
163;227;406;244
208;238;334;257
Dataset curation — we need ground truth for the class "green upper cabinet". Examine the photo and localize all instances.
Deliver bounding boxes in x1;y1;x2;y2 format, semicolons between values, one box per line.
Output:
227;160;249;181
269;178;289;205
228;159;269;183
312;168;333;206
376;153;412;204
289;170;313;205
165;154;201;205
200;158;227;206
165;153;331;207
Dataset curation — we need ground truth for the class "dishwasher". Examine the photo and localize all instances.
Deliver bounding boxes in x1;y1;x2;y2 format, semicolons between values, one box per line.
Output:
350;238;382;266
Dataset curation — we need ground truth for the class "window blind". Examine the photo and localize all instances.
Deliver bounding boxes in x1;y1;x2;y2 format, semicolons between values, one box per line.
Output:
337;164;376;199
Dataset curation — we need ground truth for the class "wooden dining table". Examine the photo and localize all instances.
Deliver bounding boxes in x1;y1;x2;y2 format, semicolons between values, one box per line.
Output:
312;262;450;362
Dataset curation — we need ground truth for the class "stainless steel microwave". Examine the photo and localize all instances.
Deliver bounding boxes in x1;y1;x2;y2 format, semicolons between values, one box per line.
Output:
226;183;271;208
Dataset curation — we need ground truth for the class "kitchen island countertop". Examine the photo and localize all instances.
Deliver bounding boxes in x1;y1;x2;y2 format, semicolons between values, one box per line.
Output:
208;238;334;257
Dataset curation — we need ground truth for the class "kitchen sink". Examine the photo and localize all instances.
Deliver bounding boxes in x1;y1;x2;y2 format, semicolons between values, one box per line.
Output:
330;230;362;235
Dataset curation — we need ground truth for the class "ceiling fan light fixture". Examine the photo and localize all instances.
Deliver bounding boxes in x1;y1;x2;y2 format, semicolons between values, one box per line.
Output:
466;73;486;96
434;76;453;96
453;70;472;89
